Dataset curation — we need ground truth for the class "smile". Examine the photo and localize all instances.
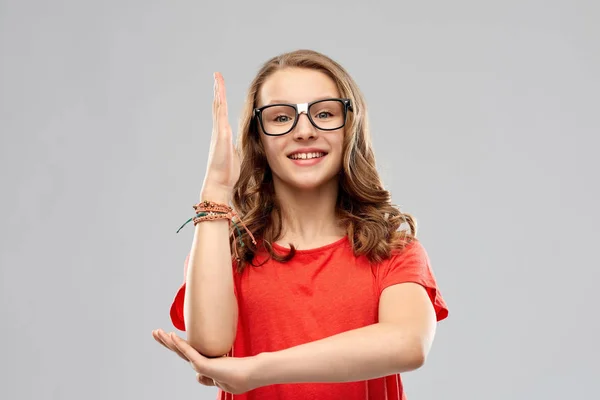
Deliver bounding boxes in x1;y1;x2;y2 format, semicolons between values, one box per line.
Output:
287;152;327;160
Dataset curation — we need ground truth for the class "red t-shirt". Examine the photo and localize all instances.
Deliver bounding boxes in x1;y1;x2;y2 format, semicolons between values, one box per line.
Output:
170;237;448;400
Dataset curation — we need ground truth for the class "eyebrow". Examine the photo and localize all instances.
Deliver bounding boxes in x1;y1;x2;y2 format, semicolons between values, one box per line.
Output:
262;95;339;106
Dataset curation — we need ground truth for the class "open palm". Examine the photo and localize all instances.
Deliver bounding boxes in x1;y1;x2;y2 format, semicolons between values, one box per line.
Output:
152;328;261;394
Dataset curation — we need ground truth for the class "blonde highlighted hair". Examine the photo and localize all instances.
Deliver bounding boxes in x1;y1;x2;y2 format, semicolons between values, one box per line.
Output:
231;49;416;272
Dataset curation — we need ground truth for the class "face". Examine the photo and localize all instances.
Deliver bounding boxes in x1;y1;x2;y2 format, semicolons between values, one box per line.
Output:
257;68;346;192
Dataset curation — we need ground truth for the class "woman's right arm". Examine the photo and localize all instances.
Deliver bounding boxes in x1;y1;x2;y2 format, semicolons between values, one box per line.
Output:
184;73;241;357
184;193;238;357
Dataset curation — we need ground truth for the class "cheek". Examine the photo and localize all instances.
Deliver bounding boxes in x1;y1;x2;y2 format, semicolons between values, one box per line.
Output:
262;139;285;166
331;135;345;159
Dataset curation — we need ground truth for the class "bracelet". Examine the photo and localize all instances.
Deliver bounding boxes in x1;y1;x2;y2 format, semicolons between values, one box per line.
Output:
176;200;256;261
193;200;233;214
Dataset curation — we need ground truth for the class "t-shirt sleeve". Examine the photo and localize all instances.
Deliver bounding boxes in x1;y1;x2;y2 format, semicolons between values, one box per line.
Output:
169;253;238;331
378;239;449;322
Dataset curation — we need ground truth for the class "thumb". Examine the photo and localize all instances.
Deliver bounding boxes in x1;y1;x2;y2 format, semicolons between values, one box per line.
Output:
196;373;216;386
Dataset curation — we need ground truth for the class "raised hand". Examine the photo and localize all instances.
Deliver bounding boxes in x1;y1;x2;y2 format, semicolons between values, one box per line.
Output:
200;72;241;202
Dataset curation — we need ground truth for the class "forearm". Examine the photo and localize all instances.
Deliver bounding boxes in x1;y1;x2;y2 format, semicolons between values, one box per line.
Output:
253;322;427;386
184;194;238;357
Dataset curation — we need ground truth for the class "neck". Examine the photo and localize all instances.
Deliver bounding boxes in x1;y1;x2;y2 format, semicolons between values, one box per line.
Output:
272;178;346;249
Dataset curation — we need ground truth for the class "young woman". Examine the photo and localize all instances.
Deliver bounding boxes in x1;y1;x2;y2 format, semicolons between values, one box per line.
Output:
152;49;449;400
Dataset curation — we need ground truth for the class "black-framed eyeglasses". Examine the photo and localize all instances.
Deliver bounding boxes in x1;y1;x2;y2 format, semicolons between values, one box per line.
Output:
253;98;353;136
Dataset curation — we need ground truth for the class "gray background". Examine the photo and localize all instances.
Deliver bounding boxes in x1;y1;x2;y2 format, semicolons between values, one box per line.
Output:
1;0;598;399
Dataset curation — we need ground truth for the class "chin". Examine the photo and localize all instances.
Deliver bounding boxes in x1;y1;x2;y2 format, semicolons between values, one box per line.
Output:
270;158;342;192
290;180;328;191
280;173;339;192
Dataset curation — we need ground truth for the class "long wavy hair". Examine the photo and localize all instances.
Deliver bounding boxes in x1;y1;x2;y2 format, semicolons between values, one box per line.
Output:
230;49;416;272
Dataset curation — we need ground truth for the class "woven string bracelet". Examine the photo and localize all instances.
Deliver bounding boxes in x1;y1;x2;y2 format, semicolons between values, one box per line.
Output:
176;200;256;260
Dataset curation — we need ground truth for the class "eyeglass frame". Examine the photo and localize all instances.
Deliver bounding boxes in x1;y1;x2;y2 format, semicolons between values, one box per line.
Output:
253;98;354;136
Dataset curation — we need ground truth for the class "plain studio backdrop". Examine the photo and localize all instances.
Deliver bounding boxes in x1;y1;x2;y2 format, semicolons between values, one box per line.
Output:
1;0;598;399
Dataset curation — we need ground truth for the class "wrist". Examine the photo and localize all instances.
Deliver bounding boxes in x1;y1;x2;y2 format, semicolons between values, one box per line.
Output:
199;189;230;205
249;352;273;389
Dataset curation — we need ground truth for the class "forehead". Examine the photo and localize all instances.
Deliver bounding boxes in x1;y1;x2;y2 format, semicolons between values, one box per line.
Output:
258;67;340;106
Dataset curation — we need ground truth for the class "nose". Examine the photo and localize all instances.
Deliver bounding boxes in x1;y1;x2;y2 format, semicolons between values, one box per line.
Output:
292;112;317;141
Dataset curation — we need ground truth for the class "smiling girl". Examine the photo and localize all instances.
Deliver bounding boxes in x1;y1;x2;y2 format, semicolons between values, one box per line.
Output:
153;49;449;400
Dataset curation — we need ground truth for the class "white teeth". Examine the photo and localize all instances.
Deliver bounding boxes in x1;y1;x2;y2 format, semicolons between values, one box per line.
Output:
289;152;325;160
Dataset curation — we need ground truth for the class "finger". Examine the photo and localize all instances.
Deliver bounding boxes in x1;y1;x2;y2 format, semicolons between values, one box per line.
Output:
170;332;208;373
152;329;172;351
215;73;232;140
152;329;171;348
215;72;227;116
197;373;216;386
152;329;179;355
153;330;190;361
158;330;190;361
212;73;219;138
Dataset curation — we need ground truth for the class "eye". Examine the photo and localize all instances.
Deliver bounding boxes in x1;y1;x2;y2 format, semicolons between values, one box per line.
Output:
274;115;292;123
315;111;333;119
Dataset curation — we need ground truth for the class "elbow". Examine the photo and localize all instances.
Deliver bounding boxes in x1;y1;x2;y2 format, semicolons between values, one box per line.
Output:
394;337;430;372
186;322;235;358
406;348;427;370
183;311;237;358
187;332;233;358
